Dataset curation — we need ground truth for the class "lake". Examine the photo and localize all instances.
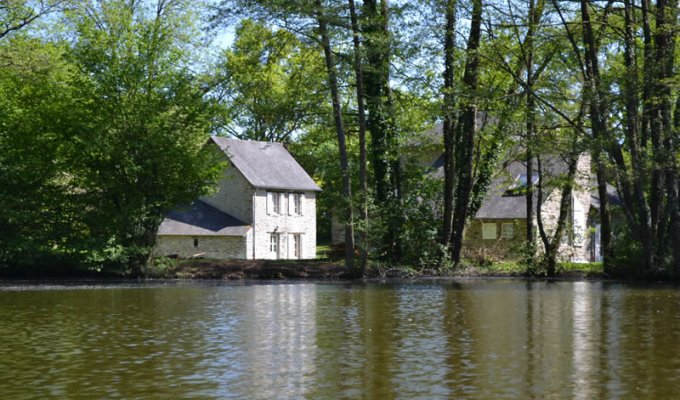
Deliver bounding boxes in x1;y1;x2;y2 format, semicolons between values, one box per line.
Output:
1;280;679;399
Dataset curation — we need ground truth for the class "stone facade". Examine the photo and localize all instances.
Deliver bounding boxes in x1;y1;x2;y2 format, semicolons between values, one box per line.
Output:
463;219;527;260
201;156;254;224
155;235;247;259
252;189;317;259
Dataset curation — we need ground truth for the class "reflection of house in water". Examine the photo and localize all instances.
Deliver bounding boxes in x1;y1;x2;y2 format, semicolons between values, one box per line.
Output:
239;284;317;398
572;282;600;400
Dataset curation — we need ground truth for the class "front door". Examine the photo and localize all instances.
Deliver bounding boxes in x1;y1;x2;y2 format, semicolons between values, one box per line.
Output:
292;234;301;259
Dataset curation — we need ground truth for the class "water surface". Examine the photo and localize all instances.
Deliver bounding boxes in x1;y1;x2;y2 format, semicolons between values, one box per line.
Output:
1;280;679;399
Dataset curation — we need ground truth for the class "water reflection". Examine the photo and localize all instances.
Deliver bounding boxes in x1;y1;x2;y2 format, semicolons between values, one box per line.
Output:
1;280;680;399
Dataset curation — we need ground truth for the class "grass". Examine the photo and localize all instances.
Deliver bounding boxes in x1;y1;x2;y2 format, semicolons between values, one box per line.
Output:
316;244;332;260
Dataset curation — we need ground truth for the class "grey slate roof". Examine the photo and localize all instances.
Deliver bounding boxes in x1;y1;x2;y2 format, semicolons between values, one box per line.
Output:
431;154;572;219
211;137;321;191
475;156;571;219
157;200;250;236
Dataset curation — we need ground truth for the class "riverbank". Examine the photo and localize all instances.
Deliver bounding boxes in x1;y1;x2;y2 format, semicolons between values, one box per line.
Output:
0;257;611;280
146;258;606;280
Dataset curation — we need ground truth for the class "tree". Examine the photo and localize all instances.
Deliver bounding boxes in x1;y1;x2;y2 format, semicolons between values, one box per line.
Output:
348;0;369;270
449;0;483;265
67;0;222;274
314;0;356;274
213;19;326;142
0;37;83;267
0;0;67;40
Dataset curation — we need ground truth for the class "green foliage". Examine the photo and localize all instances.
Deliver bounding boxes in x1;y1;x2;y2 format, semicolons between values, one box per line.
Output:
213;19;326;142
0;1;222;274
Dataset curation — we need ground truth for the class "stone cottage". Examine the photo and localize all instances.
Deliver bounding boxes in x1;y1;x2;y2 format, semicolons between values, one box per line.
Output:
457;153;598;262
155;137;321;260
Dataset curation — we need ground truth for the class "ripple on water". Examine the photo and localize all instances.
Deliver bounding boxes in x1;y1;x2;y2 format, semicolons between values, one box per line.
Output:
1;280;680;399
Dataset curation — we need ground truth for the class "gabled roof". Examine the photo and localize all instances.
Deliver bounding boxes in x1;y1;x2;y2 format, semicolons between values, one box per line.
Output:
431;154;573;219
211;137;321;192
157;200;251;236
477;156;573;219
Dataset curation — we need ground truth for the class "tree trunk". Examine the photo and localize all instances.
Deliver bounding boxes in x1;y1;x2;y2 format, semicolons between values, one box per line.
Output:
362;0;401;261
450;0;482;265
348;0;369;271
525;0;538;263
315;0;356;274
363;0;392;205
655;0;679;276
580;0;613;271
623;0;654;274
535;153;579;277
442;0;457;249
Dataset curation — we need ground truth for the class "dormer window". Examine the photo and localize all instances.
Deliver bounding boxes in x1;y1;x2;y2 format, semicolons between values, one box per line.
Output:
518;173;539;187
505;173;539;196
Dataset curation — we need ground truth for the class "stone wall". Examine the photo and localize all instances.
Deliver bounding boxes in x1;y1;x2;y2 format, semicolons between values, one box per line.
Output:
535;153;593;262
154;235;248;259
252;189;317;260
463;219;528;260
201;155;254;224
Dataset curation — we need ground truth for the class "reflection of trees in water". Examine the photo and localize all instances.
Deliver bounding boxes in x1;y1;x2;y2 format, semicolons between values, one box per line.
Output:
0;287;219;398
305;282;403;399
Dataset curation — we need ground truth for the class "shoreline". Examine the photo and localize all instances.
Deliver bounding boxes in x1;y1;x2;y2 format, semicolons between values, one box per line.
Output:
0;258;647;282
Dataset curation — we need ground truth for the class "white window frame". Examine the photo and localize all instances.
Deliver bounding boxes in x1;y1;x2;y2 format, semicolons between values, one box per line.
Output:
269;233;278;253
501;223;514;239
272;192;280;214
482;223;497;240
293;193;302;215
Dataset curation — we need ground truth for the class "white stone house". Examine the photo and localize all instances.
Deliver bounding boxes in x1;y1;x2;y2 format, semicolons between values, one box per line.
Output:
155;137;321;260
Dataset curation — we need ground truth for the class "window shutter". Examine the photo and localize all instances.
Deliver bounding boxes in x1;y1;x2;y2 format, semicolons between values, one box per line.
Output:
299;193;305;215
267;192;272;215
287;193;293;216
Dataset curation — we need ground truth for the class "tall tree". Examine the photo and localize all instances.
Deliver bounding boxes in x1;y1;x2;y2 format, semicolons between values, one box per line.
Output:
362;0;402;261
214;19;326;142
348;0;369;270
450;0;483;265
70;0;222;275
314;0;356;274
441;0;457;249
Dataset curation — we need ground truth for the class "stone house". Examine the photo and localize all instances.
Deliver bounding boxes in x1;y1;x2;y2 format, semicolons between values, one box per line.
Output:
155;137;321;260
459;153;598;262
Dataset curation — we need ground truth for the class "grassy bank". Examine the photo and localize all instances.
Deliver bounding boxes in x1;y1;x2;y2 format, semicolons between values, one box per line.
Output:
147;257;606;280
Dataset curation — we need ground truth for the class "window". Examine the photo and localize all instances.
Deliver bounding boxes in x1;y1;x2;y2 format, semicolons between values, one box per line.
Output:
482;223;497;240
272;193;280;214
501;223;514;239
518;173;539;187
193;238;199;247
269;233;278;253
505;173;540;196
293;193;302;215
268;191;282;215
292;234;301;258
